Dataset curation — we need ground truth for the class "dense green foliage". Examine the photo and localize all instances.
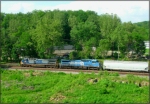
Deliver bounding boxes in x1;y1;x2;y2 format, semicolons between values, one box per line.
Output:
1;10;149;61
1;69;149;103
134;21;149;41
134;21;149;30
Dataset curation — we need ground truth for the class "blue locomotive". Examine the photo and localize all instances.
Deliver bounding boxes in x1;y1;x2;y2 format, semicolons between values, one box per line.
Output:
59;59;101;70
20;58;101;70
20;58;58;68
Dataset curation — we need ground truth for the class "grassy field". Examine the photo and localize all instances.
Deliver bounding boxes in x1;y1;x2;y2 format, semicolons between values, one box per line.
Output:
1;69;149;103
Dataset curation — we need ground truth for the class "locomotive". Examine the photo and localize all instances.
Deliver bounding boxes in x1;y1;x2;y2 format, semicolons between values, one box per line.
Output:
59;59;100;70
20;58;101;70
20;58;58;68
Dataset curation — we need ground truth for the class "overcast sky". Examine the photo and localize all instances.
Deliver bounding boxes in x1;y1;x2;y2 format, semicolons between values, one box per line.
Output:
1;1;149;23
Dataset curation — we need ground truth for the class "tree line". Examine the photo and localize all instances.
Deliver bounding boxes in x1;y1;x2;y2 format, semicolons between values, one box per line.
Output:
0;9;149;62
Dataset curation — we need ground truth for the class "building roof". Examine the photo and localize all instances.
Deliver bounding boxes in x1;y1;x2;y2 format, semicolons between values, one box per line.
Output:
54;45;74;50
53;45;75;55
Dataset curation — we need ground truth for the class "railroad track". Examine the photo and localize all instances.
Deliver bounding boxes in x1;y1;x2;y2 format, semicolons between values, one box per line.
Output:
4;66;150;77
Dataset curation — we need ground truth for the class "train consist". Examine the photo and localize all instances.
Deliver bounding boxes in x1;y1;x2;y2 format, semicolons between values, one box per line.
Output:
20;58;149;72
20;58;101;70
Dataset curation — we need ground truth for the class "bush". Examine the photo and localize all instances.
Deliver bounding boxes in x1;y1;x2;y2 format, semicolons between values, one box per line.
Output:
109;72;119;76
99;86;109;94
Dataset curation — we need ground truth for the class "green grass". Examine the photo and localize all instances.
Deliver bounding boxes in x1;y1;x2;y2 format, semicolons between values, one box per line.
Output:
1;69;149;103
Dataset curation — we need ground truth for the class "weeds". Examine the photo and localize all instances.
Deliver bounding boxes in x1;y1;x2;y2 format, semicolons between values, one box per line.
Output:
1;68;149;103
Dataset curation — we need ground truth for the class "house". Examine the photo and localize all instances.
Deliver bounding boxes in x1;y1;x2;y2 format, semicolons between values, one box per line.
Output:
144;41;149;49
53;45;75;56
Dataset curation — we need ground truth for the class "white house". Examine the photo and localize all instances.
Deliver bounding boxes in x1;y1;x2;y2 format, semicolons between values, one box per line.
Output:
144;41;149;49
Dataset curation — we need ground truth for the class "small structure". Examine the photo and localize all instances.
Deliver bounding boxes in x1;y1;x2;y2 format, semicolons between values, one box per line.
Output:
144;41;149;49
53;45;75;56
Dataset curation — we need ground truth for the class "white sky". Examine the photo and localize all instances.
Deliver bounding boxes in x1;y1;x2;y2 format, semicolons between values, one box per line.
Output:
1;1;149;23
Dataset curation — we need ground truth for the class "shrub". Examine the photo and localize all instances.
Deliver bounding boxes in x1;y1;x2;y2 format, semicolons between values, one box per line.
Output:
99;86;109;94
109;72;119;76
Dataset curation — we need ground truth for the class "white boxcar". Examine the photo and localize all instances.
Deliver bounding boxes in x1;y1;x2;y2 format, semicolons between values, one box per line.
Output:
103;60;149;72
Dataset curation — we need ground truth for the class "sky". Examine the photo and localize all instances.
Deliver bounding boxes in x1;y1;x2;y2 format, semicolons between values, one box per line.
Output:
1;1;149;23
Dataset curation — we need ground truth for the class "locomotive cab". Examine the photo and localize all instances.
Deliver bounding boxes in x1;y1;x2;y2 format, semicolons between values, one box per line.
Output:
20;58;29;67
91;60;100;70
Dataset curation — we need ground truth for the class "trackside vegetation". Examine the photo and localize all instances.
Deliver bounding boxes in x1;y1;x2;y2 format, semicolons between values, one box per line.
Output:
1;69;149;103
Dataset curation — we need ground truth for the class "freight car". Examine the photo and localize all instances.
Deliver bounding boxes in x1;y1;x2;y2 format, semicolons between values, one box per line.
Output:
103;60;149;72
20;58;58;68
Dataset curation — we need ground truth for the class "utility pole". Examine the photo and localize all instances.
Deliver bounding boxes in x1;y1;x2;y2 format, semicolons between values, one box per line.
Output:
118;44;119;60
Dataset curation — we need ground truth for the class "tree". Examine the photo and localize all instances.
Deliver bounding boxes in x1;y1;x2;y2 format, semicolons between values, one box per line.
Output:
132;26;146;57
31;10;64;58
111;22;146;59
96;39;110;58
111;24;127;59
1;13;16;61
98;13;121;58
70;18;100;58
1;10;147;61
